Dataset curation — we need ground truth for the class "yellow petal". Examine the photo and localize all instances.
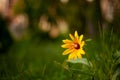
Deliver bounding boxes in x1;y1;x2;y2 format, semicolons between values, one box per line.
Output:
73;54;77;60
68;53;75;60
81;41;85;47
78;49;85;55
68;50;78;60
79;34;83;42
62;39;73;44
74;31;78;39
69;34;74;40
61;43;74;48
61;44;68;48
62;48;74;55
77;52;82;58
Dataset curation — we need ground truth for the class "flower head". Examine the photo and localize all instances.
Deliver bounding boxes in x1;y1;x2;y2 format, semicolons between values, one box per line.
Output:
61;31;85;60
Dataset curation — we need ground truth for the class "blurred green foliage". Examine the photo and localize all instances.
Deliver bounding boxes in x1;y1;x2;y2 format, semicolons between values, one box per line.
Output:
0;0;120;80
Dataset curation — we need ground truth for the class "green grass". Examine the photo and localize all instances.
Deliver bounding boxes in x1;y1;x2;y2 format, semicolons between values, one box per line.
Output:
0;33;120;80
0;38;69;80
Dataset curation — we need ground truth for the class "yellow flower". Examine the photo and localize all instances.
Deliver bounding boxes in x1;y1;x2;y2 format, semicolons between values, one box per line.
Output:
61;31;85;60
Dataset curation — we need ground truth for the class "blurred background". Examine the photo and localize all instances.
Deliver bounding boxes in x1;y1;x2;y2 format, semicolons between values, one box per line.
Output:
0;0;120;79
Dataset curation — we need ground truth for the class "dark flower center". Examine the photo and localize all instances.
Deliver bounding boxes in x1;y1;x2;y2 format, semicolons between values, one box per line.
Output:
74;43;80;49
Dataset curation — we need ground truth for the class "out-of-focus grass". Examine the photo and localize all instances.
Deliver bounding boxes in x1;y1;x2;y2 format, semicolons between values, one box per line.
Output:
0;37;71;80
0;32;120;80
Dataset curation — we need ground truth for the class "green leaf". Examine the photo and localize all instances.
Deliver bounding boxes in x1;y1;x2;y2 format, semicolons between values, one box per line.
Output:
112;68;120;80
116;51;120;58
85;39;92;42
67;58;91;66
